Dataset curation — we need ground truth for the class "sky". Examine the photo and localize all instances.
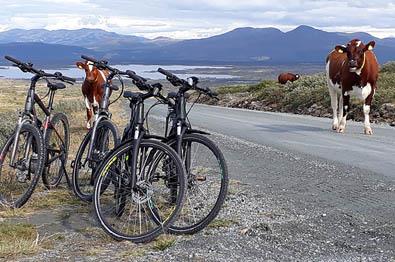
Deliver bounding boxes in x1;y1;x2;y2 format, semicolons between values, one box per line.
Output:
0;0;394;39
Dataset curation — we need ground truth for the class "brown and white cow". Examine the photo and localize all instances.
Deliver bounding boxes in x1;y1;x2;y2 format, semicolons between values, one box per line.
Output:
326;39;379;135
278;73;300;84
76;61;109;129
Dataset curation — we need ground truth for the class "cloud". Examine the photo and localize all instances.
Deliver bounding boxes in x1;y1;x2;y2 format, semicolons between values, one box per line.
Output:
0;0;394;39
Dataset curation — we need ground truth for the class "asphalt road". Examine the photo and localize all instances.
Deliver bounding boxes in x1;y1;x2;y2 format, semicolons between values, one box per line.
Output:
149;103;395;179
145;103;395;260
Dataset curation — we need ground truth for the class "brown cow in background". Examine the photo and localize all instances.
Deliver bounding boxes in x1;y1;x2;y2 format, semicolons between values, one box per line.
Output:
326;39;379;135
76;60;109;129
278;73;300;84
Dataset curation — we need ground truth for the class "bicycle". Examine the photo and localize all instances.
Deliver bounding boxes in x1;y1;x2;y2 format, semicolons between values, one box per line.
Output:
92;68;186;242
153;68;229;234
0;56;76;208
71;55;122;202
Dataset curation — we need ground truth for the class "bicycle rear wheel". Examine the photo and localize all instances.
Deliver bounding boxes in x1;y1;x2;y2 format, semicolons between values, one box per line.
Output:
0;123;45;208
72;120;118;202
167;133;229;234
93;139;186;243
42;113;70;189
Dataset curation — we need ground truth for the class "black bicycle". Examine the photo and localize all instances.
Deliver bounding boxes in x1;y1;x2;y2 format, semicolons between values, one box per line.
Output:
154;68;229;234
0;56;75;208
93;69;186;243
71;55;122;202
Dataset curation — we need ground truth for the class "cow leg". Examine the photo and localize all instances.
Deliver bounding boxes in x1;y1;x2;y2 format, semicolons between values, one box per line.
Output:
329;87;339;130
85;97;93;129
363;90;374;135
337;92;350;133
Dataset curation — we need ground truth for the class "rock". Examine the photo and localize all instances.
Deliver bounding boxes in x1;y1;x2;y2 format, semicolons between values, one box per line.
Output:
380;103;395;118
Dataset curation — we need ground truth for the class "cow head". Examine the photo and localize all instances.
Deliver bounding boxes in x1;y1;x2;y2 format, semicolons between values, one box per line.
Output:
76;61;99;82
335;39;375;73
295;74;300;80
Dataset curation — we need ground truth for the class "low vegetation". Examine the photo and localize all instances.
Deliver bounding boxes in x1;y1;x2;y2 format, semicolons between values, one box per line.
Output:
204;62;395;125
0;222;39;258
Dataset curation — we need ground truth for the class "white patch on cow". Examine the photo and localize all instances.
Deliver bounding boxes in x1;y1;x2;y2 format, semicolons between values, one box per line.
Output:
350;83;372;101
93;97;99;108
363;104;372;134
356;41;361;47
98;70;106;81
344;105;348;111
326;61;341;130
87;62;93;72
84;97;91;109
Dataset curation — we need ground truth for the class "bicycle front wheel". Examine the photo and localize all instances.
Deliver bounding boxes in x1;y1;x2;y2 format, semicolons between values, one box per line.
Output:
42;113;70;189
93;139;186;243
167;133;229;234
0;123;45;208
72;120;119;202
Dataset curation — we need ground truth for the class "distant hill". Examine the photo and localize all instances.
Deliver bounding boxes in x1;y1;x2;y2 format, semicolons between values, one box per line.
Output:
0;42;97;67
0;26;394;65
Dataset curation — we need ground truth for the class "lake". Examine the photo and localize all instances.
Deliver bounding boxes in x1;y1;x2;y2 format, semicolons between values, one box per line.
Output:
0;64;235;80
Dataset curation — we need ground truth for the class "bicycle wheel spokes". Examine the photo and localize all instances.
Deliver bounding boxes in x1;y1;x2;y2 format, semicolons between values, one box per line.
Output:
44;114;68;187
173;135;227;231
95;141;185;242
0;129;41;208
74;122;117;200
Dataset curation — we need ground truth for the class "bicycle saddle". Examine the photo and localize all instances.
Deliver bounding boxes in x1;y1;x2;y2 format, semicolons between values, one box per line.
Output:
167;91;177;99
48;82;66;90
123;91;141;99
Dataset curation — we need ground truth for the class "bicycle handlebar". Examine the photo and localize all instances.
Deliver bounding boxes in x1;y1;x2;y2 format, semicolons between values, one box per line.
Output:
4;56;76;84
157;68;218;99
126;70;147;83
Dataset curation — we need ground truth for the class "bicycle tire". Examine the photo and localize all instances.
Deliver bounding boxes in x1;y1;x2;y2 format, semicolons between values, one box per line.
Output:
93;139;186;243
167;133;229;234
72;119;119;202
0;123;45;208
42;113;70;189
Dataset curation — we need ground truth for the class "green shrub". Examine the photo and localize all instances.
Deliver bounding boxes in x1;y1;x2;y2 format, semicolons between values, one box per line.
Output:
380;61;395;73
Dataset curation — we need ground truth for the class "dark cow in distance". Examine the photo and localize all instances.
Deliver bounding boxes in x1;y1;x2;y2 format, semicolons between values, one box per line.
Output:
76;60;109;129
278;73;300;84
326;39;379;135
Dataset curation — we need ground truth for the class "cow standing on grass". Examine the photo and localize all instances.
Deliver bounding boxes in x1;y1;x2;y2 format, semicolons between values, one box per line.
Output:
278;73;300;84
76;60;109;129
326;39;379;135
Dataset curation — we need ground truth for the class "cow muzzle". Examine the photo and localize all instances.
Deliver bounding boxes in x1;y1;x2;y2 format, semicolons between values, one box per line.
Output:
349;60;358;71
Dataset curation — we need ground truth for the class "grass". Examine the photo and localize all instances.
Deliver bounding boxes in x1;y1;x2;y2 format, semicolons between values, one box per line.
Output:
152;234;177;251
0;222;39;258
208;218;239;229
0;188;85;218
213;62;395;122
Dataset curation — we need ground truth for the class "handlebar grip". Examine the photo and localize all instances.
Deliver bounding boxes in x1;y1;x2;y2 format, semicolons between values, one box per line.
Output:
126;70;147;83
81;55;99;64
62;75;76;83
158;68;177;79
5;56;23;65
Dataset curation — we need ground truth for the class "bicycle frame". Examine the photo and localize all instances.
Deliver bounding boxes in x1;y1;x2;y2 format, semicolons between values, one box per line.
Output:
86;72;116;161
9;75;67;168
122;94;151;190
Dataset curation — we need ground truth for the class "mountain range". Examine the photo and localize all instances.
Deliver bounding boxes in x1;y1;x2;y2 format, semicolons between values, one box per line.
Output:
0;26;394;66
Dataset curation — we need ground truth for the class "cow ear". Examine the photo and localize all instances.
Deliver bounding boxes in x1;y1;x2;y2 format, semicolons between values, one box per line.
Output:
335;45;347;54
76;62;85;69
364;41;375;51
